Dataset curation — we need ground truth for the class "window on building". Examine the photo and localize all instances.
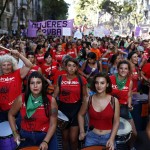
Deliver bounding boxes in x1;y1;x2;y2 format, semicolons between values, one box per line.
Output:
6;2;10;12
0;1;3;10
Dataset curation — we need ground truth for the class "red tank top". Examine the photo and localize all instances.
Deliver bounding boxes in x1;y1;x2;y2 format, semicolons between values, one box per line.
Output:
20;94;52;132
110;75;131;104
0;69;22;111
88;98;114;130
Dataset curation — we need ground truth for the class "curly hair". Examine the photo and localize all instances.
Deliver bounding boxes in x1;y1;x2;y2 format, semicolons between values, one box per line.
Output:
0;54;18;75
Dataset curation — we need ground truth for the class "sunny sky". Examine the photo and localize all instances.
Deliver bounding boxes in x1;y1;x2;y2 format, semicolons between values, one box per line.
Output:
64;0;75;19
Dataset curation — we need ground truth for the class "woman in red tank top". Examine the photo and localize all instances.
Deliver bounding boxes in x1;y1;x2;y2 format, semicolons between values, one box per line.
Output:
8;72;58;150
78;73;120;150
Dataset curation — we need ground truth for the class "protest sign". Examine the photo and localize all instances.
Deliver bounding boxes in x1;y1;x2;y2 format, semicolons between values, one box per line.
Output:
27;19;74;37
62;27;71;36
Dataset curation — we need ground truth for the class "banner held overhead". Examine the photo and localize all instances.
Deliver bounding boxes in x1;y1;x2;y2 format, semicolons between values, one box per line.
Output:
27;19;74;37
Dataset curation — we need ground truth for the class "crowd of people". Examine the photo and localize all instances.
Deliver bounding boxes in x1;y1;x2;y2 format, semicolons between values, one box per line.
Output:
0;33;150;150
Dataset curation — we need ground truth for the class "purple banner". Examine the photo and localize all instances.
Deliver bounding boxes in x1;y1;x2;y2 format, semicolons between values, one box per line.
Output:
27;19;74;37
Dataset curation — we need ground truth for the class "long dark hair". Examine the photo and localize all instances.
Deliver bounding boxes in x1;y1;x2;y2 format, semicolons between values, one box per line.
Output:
25;71;50;117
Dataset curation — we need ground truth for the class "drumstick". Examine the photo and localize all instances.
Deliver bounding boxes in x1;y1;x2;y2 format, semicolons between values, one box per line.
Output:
0;35;4;41
87;68;96;78
0;45;11;51
11;40;15;45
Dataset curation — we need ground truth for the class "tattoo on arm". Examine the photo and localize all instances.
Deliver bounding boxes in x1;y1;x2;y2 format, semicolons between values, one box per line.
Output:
50;108;58;117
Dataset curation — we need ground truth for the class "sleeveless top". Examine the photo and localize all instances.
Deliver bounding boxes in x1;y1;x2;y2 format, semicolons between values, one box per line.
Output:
88;97;114;130
83;61;100;77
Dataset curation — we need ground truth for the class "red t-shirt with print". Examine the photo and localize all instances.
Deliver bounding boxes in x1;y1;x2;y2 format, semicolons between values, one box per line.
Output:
66;49;76;58
110;75;131;105
35;53;45;67
0;69;22;111
59;75;87;103
23;65;40;86
41;61;59;81
20;94;52;132
52;51;66;65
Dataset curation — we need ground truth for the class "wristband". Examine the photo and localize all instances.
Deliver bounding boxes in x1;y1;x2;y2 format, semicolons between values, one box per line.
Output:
42;140;48;145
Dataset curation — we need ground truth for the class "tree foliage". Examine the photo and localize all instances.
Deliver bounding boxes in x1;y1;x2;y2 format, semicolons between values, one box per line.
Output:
100;0;135;16
74;0;102;26
42;0;69;20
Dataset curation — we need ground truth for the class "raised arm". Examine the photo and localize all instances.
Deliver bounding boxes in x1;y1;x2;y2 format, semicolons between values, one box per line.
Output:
11;50;33;79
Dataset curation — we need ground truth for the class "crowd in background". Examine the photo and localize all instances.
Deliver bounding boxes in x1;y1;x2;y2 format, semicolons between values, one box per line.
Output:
0;32;150;150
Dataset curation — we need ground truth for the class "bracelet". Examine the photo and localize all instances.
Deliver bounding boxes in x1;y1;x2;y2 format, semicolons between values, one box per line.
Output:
80;132;85;134
42;140;48;145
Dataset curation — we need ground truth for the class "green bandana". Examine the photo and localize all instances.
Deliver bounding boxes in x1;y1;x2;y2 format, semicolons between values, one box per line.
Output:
115;73;127;90
26;94;43;118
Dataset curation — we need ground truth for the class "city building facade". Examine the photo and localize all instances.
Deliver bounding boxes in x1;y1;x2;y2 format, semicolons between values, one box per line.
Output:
0;0;42;34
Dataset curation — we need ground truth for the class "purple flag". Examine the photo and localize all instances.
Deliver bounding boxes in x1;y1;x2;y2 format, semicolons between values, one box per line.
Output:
27;19;74;37
135;26;141;37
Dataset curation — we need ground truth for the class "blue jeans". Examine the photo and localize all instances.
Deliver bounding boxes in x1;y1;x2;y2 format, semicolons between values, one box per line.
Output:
19;129;58;150
85;131;111;147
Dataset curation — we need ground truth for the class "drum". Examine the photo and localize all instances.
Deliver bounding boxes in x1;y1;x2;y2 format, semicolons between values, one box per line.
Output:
131;93;149;131
81;145;109;150
19;146;39;150
116;117;132;144
57;110;69;130
0;121;17;150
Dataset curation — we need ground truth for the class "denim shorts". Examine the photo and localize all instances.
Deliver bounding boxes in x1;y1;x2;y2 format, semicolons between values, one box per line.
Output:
85;131;111;147
19;129;58;150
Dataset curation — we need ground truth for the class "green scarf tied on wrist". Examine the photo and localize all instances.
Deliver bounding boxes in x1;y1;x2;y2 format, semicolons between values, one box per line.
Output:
26;94;43;118
115;73;127;90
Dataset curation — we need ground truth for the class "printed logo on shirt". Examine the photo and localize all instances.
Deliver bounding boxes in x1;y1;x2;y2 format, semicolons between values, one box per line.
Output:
45;66;56;72
61;81;79;85
0;86;9;93
0;77;15;82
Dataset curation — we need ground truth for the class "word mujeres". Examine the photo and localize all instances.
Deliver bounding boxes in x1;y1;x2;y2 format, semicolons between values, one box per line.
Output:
32;20;68;29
